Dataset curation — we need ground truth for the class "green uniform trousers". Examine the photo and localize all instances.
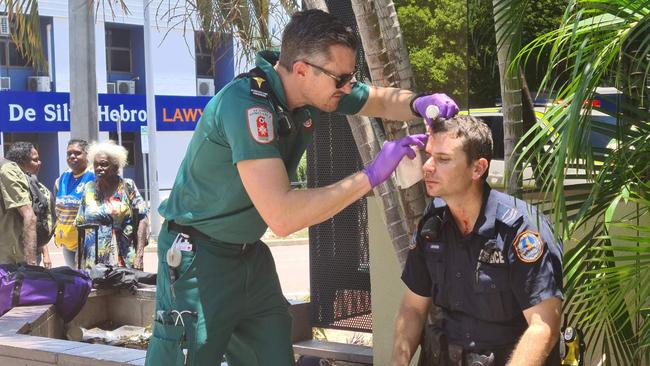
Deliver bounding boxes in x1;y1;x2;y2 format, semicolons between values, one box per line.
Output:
145;222;294;365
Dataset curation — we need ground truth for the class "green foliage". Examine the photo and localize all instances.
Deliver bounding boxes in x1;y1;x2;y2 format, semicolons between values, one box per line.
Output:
395;0;468;104
395;0;566;107
513;0;650;361
1;1;47;72
294;152;308;188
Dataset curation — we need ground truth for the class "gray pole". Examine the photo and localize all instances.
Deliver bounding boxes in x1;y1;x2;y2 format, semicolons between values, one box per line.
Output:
68;0;98;141
143;0;161;237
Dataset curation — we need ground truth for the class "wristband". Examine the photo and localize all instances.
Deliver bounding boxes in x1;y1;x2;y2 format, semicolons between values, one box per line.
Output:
409;92;428;117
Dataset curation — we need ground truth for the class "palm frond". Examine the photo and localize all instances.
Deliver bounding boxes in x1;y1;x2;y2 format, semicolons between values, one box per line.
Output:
154;0;289;67
512;0;650;362
1;0;46;71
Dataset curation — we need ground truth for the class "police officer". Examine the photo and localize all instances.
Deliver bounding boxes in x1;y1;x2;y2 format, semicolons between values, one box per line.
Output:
145;9;459;366
392;115;563;366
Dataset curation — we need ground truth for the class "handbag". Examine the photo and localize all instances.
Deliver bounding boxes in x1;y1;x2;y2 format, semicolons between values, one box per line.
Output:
0;264;92;322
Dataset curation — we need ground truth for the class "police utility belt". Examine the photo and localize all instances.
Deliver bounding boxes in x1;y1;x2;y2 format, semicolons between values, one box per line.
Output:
419;324;496;366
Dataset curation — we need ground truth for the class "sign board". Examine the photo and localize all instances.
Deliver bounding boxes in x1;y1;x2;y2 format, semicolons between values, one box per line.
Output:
0;91;212;132
140;125;149;154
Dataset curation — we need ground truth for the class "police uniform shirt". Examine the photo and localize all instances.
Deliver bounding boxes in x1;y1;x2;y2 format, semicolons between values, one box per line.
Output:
402;184;563;351
159;51;369;244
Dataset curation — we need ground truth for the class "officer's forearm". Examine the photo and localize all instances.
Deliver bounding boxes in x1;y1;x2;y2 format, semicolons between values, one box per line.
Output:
391;306;427;365
507;322;556;366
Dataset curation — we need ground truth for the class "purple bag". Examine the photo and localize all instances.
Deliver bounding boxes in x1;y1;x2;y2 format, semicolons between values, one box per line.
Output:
0;264;92;322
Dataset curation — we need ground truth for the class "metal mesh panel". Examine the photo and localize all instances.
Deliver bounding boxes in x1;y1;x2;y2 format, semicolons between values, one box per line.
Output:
307;111;371;332
306;0;372;333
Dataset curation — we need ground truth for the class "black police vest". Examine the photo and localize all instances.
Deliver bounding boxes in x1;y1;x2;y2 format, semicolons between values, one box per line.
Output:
415;200;528;350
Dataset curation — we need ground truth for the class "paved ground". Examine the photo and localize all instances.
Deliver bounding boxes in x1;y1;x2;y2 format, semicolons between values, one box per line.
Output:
45;239;310;296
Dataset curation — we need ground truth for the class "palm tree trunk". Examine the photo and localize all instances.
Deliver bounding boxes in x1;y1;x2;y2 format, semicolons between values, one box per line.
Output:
304;0;427;266
349;2;445;362
350;0;427;266
492;0;523;195
303;0;327;10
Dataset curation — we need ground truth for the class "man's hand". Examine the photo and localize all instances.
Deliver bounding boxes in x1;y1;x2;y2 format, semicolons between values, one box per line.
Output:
412;93;459;126
363;134;427;188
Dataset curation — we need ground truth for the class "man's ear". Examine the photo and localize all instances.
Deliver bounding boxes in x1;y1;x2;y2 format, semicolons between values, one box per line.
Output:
292;60;308;77
472;158;489;180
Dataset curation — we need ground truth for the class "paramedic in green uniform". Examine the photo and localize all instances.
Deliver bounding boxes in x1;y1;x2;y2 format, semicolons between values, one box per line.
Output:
145;9;459;366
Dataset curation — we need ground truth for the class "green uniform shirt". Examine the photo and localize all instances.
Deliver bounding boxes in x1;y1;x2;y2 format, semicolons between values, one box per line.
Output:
0;160;31;263
159;51;370;243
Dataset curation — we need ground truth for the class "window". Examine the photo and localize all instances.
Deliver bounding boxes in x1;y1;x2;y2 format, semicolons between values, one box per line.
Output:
106;28;132;73
0;38;31;67
195;32;215;78
108;132;135;166
0;41;6;66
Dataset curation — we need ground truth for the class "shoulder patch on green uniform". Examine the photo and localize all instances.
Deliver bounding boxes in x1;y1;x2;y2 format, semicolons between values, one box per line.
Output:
247;106;275;144
513;230;544;263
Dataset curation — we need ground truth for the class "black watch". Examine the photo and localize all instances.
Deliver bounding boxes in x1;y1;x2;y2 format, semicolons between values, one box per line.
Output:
409;92;428;117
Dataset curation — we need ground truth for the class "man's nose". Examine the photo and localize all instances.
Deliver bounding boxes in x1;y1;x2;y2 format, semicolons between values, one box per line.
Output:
423;157;435;174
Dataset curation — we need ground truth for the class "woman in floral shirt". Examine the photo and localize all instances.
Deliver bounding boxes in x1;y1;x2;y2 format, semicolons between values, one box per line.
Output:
75;140;149;270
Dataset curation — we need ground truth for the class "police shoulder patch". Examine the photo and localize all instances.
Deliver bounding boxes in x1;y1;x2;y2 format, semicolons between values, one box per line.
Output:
513;230;544;263
247;106;274;144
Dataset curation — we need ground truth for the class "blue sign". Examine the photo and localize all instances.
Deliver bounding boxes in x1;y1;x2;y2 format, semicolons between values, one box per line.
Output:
155;95;212;131
0;91;212;132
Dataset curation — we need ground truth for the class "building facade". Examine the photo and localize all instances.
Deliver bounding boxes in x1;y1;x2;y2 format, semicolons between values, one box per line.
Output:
0;0;237;200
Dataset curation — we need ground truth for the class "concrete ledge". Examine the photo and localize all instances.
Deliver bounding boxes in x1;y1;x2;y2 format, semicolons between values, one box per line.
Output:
0;305;53;336
0;293;312;365
265;238;308;247
288;300;311;343
293;339;373;365
0;303;147;366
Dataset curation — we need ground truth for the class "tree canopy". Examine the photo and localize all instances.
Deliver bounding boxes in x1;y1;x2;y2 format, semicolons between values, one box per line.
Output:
395;0;567;107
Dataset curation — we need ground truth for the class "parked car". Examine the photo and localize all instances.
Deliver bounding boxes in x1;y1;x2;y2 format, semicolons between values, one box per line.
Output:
468;98;617;189
466;107;545;189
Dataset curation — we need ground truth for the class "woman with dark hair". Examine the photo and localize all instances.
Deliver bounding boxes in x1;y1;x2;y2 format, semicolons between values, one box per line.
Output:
53;139;95;268
6;142;53;268
75;140;148;270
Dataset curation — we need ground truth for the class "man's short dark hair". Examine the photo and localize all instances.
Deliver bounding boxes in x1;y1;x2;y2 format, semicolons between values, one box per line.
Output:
68;139;89;152
6;142;35;166
279;9;358;70
430;115;493;179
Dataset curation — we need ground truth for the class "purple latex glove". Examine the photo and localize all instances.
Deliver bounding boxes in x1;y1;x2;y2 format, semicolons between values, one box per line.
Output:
413;93;459;127
363;134;428;188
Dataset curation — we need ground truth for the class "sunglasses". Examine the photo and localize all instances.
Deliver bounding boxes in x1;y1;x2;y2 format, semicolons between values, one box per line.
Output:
302;60;356;89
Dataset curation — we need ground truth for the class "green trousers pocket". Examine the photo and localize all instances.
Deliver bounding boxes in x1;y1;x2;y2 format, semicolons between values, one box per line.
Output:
145;321;187;366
